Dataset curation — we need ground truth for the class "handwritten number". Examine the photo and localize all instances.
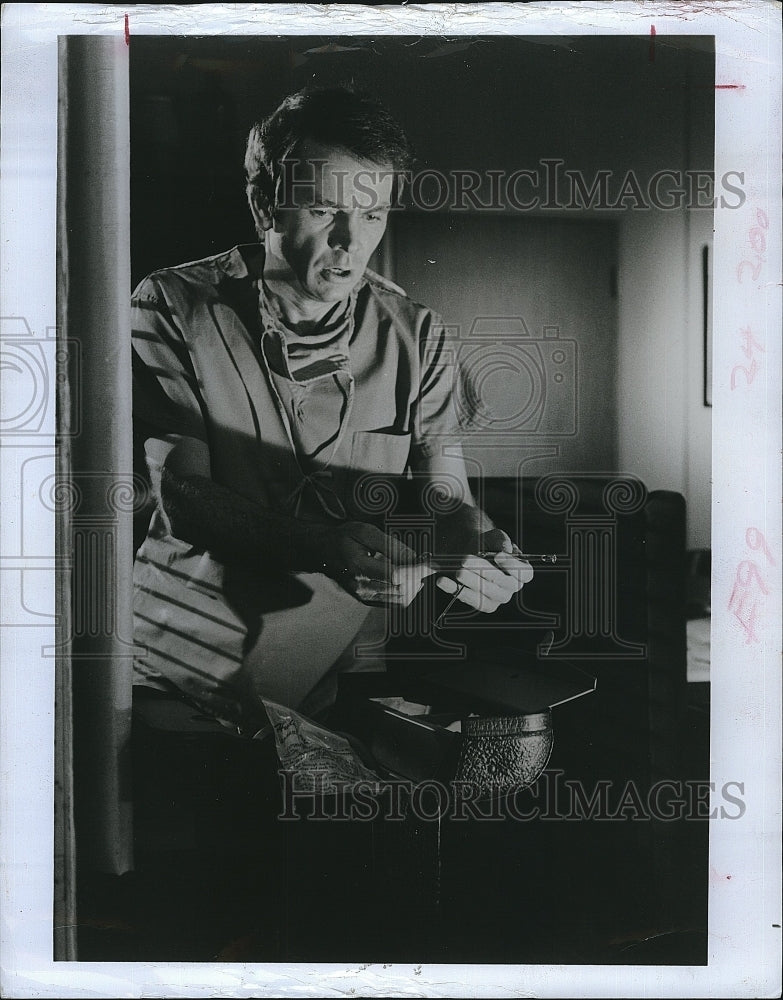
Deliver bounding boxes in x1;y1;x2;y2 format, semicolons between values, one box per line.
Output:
749;227;767;255
737;257;762;283
746;528;776;566
736;560;769;594
731;327;765;389
731;359;758;389
737;208;769;283
728;578;761;645
740;327;765;359
728;555;771;644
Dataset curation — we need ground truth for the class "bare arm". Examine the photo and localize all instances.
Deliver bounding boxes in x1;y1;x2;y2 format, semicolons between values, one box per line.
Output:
415;447;494;555
411;445;534;613
156;456;427;606
160;465;329;572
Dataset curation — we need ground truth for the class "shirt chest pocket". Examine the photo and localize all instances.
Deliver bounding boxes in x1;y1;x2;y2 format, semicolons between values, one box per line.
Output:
347;429;412;476
344;429;412;521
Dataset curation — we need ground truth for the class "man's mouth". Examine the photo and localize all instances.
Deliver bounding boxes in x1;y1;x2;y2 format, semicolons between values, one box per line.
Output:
321;266;352;281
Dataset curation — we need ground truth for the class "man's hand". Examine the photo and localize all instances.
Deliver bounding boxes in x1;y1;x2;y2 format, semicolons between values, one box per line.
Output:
435;527;534;615
318;520;434;606
158;470;433;605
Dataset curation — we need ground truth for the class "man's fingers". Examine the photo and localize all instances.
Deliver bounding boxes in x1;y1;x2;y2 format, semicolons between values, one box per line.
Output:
481;527;514;555
390;557;436;589
383;533;420;565
357;585;405;605
346;523;435;587
338;526;433;606
356;571;426;606
492;551;535;585
350;544;395;583
348;524;417;565
359;548;433;592
455;563;516;602
436;575;499;613
436;575;501;613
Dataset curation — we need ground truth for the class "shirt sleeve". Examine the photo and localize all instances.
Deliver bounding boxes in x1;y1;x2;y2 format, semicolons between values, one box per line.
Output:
132;275;212;510
410;310;464;459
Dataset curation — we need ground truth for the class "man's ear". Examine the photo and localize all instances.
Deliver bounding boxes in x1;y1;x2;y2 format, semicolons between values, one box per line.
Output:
248;186;275;235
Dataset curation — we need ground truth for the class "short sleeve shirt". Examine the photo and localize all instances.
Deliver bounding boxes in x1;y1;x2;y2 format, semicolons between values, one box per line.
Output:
130;244;463;720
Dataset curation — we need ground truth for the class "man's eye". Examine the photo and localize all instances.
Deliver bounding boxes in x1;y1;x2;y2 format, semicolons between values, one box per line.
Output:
364;212;387;223
310;208;334;218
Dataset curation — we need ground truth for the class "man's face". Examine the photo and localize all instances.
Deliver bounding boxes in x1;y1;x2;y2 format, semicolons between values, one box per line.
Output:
265;141;395;305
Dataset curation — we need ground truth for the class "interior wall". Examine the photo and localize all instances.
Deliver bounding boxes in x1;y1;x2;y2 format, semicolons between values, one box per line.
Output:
615;45;715;551
389;214;618;477
617;205;713;551
617;211;689;500
685;210;714;550
685;71;716;552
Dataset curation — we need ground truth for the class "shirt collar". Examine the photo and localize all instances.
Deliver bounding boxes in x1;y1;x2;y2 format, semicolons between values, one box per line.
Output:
213;244;264;281
252;247;363;346
219;243;368;299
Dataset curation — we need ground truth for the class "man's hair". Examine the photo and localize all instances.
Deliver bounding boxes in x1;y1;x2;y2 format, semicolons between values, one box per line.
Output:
244;85;413;211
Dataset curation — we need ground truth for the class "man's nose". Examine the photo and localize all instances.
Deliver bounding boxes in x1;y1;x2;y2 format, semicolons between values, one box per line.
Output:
328;212;361;253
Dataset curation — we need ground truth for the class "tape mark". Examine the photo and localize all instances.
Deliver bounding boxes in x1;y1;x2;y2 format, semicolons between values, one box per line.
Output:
649;25;656;63
124;13;129;46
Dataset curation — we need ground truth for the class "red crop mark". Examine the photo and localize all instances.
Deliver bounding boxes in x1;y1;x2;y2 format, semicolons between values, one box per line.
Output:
690;84;746;91
124;13;130;46
649;25;656;62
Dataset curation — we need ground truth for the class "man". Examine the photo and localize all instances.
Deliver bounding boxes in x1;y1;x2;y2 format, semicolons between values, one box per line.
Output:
132;86;533;731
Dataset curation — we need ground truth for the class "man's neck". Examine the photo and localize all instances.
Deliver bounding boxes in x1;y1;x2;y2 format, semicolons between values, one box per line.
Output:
262;248;346;335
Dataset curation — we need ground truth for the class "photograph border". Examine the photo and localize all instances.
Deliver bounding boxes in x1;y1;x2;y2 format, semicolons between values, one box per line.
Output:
1;3;781;997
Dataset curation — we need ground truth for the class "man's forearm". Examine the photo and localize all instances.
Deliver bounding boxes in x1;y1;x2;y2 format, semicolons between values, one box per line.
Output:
433;500;496;556
410;447;496;557
160;467;329;572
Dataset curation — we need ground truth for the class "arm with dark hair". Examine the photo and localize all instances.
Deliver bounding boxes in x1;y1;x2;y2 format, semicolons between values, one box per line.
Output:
158;464;431;606
133;274;429;606
409;312;533;610
411;447;534;614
